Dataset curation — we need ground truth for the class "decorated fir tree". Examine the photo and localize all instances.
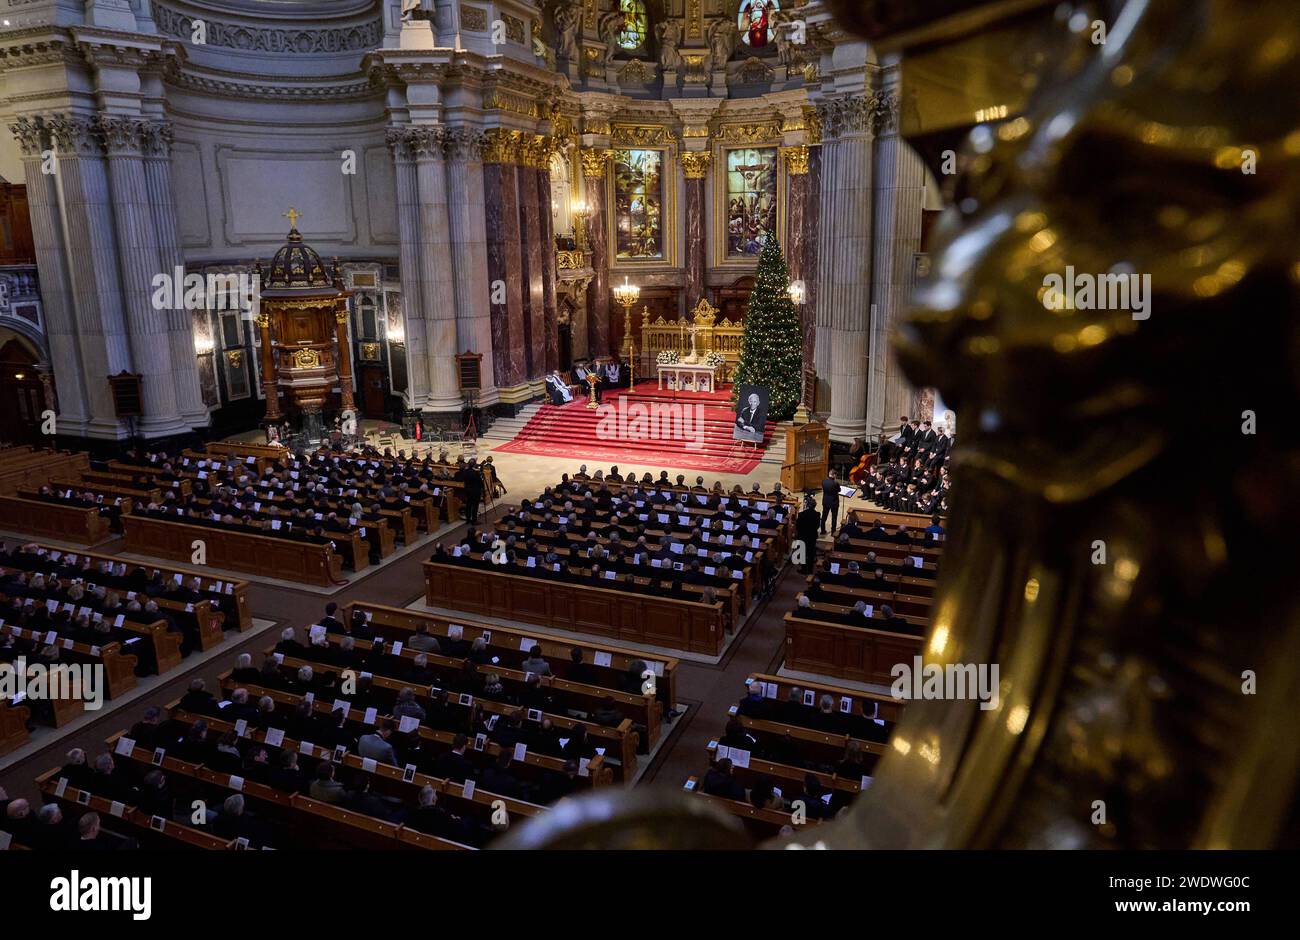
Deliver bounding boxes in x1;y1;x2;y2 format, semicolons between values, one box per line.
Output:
731;237;803;421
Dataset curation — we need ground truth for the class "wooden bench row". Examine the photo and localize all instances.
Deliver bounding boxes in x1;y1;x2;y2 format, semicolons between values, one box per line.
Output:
348;600;679;718
0;447;89;497
783;612;925;685
425;560;726;656
0;495;111;545
121;514;344;586
13;542;254;633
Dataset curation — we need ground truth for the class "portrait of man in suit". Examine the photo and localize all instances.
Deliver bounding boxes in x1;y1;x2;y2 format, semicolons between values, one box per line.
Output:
733;385;768;443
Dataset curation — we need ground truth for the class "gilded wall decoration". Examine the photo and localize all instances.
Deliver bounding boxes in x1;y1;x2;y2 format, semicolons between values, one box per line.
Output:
715;121;780;144
781;144;809;175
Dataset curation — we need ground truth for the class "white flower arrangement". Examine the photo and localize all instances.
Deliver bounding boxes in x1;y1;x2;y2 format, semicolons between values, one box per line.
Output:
657;349;680;365
704;350;726;368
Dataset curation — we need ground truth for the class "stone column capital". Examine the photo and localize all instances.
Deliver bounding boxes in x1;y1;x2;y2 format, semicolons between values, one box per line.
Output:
385;125;415;162
580;148;611;179
7;116;47;156
780;145;810;176
872;92;901;137
45;114;104;156
444;126;488;163
407;125;447;161
141;121;175;158
94;115;149;157
481;128;524;165
681;151;712;179
815;97;875;139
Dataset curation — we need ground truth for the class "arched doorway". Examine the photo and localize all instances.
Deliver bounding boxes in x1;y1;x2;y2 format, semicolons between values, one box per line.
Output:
0;333;45;444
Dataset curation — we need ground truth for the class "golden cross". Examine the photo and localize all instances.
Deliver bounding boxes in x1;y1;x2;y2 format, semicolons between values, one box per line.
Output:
283;207;302;229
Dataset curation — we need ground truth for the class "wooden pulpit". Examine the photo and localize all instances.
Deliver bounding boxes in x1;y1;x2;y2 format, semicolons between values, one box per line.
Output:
780;420;829;493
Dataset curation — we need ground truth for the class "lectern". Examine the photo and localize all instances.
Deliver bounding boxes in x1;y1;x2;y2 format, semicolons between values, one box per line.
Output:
780;420;829;493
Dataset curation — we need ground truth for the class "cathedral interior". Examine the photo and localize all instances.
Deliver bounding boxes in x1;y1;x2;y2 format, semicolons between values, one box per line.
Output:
0;0;960;448
0;0;1295;865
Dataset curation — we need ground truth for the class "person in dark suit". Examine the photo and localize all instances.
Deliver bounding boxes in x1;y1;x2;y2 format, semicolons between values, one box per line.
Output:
430;734;475;783
458;460;484;525
820;470;841;534
700;758;746;801
319;602;344;633
407;785;469;841
796;496;820;575
567;647;598;685
480;751;525;800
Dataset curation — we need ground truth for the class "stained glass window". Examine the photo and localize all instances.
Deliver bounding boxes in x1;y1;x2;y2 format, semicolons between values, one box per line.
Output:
738;0;780;48
617;0;649;51
613;149;664;260
726;147;778;256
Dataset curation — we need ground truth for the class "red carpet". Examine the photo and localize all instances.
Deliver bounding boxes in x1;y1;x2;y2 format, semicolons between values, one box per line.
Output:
494;382;775;475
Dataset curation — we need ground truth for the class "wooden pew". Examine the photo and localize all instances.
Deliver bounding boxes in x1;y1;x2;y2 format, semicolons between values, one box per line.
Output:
746;672;905;724
0;695;31;755
424;559;726;656
848;507;945;531
0;495;110;544
35;769;235;850
46;543;253;633
103;461;194;498
200;441;286;474
50;477;158;507
682;776;821;840
706;740;863;804
211;673;615;789
810;578;934;620
473;540;745;630
1;621;137;702
0;448;89;496
783;611;925;685
347;601;678;722
270;641;642;775
121;514;343;586
158;706;525;847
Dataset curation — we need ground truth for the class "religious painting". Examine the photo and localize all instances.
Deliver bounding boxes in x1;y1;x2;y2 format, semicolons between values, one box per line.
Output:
726;147;777;257
617;0;649;51
738;0;779;48
613;148;664;259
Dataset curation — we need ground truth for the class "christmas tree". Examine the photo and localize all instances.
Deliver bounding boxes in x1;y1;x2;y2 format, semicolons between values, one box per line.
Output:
731;237;803;421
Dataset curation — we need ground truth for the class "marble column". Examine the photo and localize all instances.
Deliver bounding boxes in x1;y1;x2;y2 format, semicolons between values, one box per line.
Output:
581;149;612;358
334;305;356;412
804;146;822;378
444;127;497;402
815;98;876;442
10;117;90;437
782;145;814;373
142;120;208;429
46;114;134;440
866;88;926;437
258;312;281;420
812;135;837;410
412;127;460;412
682;151;710;312
483;132;527;388
516;162;545;378
98;115;186;438
386;127;429;407
537;161;559;375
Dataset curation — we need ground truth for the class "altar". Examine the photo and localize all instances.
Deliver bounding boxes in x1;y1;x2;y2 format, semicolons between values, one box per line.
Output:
657;362;718;393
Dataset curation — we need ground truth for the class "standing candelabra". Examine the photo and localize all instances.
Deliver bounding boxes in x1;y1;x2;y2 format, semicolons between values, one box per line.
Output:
613;276;640;389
